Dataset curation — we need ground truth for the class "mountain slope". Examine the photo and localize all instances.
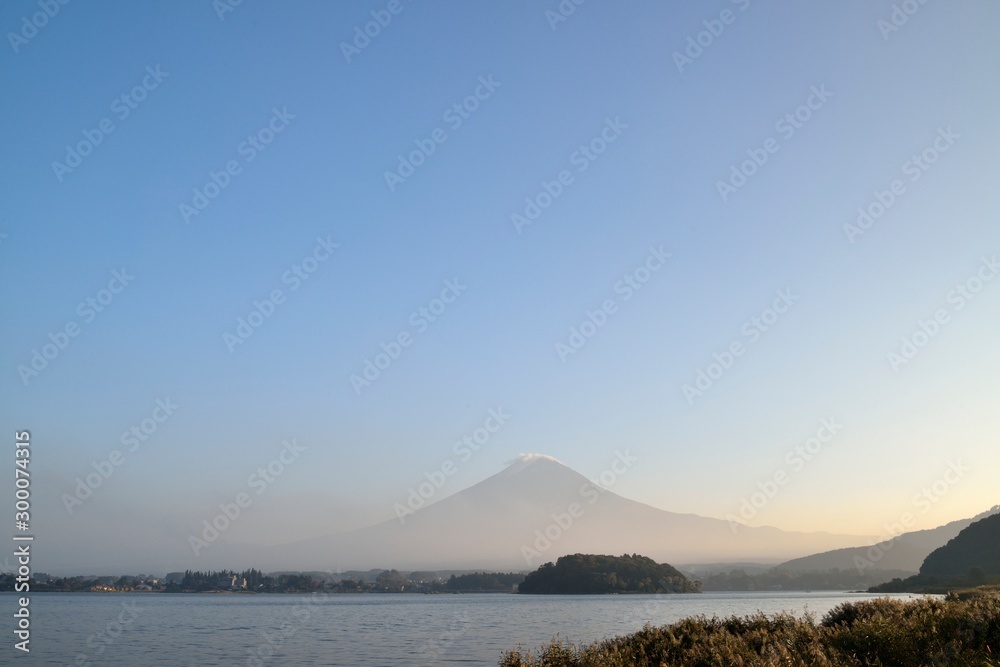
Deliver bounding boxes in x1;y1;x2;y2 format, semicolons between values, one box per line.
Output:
779;505;1000;573
920;513;1000;578
257;455;875;571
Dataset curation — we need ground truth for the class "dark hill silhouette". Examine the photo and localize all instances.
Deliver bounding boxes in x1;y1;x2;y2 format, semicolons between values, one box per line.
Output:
920;513;1000;578
779;505;1000;574
870;512;1000;593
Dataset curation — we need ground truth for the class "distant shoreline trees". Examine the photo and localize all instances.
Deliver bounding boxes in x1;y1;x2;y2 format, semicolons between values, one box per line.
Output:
0;568;528;594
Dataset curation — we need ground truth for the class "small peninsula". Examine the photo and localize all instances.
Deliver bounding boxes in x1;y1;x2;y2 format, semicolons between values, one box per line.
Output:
517;553;700;594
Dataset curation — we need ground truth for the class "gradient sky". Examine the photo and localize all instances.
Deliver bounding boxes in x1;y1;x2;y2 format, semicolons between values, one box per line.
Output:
2;0;999;574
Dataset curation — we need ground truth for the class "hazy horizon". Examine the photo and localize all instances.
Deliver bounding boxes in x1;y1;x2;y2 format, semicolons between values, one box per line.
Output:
2;1;1000;578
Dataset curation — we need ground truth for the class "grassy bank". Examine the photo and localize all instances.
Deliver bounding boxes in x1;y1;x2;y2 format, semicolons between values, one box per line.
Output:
499;586;1000;666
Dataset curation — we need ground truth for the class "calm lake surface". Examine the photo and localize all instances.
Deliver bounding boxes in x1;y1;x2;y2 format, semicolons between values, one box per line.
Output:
8;591;917;666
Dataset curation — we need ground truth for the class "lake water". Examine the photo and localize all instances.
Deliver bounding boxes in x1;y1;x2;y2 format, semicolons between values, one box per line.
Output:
7;591;917;666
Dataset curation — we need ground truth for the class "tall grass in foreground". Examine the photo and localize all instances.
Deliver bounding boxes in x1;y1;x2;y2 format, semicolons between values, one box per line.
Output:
499;586;1000;666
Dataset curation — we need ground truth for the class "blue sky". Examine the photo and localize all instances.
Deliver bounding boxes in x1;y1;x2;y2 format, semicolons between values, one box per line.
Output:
2;0;999;572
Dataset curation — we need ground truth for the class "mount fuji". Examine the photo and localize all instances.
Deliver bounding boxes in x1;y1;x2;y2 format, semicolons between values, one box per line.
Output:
249;454;874;572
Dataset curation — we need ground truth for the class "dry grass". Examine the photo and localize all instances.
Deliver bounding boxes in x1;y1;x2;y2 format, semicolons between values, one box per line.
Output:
499;587;1000;666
